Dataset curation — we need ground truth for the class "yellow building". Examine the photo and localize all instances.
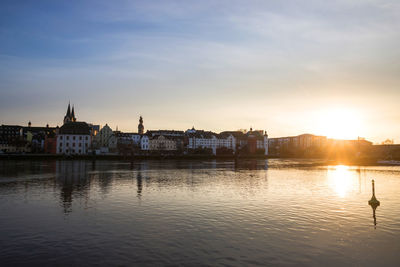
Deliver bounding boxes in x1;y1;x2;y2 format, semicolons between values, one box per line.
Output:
149;135;177;151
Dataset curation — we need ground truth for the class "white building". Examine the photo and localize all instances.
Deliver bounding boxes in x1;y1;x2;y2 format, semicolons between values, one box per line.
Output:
140;135;150;150
56;122;91;155
186;129;235;155
187;128;269;156
115;132;142;146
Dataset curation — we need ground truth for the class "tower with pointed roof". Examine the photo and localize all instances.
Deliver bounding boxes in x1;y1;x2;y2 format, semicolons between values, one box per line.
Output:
138;116;144;134
71;105;76;122
63;102;77;124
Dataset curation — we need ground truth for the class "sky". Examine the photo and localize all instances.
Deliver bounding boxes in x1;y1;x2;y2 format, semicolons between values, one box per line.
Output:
0;0;399;143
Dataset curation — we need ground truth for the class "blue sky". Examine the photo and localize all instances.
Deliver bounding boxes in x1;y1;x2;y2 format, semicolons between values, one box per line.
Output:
1;0;399;142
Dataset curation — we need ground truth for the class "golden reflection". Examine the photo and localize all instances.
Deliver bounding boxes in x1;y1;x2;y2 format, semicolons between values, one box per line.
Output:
327;165;354;197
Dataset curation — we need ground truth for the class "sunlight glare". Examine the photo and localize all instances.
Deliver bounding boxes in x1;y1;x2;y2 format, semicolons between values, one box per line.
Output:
327;165;354;197
315;108;363;140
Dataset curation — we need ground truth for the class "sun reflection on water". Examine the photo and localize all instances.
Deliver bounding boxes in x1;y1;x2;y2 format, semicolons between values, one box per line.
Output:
327;165;354;197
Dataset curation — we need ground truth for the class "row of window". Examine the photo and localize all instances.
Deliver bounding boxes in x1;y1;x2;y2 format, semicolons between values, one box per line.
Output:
0;131;20;134
59;143;88;148
189;143;234;148
150;146;175;149
59;148;83;154
59;135;89;141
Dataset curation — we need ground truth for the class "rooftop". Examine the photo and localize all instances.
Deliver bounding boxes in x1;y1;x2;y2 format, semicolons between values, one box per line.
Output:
59;122;90;135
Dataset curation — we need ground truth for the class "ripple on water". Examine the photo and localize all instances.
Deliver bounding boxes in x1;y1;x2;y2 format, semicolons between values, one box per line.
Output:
0;160;400;266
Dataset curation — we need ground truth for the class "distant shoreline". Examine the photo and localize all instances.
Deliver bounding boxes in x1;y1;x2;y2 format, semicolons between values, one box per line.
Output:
1;154;399;166
0;153;267;161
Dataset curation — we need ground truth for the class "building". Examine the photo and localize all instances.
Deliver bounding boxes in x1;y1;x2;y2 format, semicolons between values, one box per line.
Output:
149;135;178;151
115;132;141;146
216;132;236;154
219;131;249;152
56;122;91;155
88;123;100;142
96;124;116;148
185;128;261;155
268;134;327;156
267;133;374;158
55;103;93;155
218;129;269;155
370;144;400;160
186;129;218;154
145;129;184;152
147;130;185;137
0;125;23;152
22;123;57;153
140;134;150;151
44;129;58;154
246;129;268;155
325;138;373;159
0;123;57;153
113;117;151;154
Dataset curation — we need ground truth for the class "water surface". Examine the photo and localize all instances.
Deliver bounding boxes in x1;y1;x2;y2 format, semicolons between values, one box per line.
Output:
0;159;399;266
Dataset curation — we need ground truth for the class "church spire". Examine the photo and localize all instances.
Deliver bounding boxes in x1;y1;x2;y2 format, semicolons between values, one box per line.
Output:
63;102;77;124
71;105;76;122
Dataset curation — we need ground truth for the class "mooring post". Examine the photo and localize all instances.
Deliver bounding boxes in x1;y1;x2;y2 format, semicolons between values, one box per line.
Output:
368;179;380;228
368;179;380;206
372;179;375;197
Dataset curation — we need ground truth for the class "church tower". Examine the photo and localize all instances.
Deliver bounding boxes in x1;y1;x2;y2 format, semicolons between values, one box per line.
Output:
138;116;144;134
63;102;77;124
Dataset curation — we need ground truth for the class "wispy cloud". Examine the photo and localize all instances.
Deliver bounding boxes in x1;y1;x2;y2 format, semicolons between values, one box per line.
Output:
0;0;399;141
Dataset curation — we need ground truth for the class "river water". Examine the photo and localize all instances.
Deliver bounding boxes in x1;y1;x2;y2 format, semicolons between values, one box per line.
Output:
0;159;399;266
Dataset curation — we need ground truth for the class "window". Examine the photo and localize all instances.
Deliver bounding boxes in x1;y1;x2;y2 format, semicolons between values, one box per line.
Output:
66;143;69;147
67;136;69;140
59;149;62;153
79;136;82;140
73;136;76;140
79;143;81;147
79;149;81;153
85;136;88;140
73;143;75;147
60;143;62;147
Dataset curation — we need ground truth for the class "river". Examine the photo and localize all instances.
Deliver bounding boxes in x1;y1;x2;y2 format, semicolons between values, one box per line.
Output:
0;159;399;266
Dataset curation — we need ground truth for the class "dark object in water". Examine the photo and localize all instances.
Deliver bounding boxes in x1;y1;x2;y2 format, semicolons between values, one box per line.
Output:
368;179;380;228
368;179;380;207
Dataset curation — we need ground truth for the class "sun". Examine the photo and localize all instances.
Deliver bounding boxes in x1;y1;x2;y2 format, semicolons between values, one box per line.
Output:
315;108;363;140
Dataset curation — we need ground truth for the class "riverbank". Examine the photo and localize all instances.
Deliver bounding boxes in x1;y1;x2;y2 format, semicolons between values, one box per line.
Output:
0;153;269;161
1;153;399;166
